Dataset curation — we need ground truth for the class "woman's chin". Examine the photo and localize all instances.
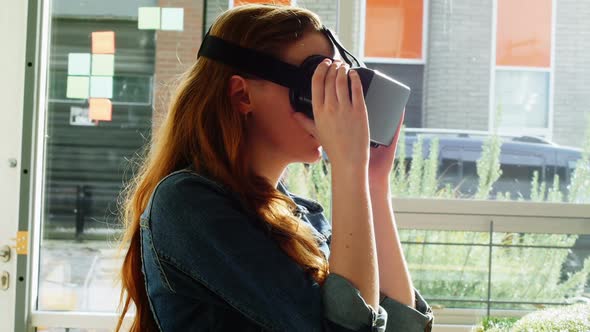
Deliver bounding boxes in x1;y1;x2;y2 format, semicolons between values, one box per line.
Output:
303;147;323;163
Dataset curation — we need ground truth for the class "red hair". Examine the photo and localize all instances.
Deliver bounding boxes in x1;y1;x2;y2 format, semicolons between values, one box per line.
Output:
115;4;329;331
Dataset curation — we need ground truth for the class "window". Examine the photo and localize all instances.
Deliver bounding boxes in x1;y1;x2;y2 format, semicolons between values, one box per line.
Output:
361;0;427;128
495;70;549;129
493;0;554;136
362;0;425;62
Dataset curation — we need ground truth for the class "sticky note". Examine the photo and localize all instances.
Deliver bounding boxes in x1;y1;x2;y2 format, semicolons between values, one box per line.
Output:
68;53;91;76
70;107;98;126
90;76;113;98
88;98;112;121
91;31;115;54
66;76;89;99
138;7;161;30
161;8;184;31
91;54;114;76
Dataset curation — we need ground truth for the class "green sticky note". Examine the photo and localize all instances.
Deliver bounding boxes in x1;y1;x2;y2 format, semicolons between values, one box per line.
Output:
68;53;91;76
161;8;183;31
90;76;113;98
66;76;89;99
138;7;161;30
92;54;114;76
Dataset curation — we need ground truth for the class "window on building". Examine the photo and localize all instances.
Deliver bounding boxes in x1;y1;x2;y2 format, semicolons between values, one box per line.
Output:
363;0;424;61
493;0;553;136
362;0;427;128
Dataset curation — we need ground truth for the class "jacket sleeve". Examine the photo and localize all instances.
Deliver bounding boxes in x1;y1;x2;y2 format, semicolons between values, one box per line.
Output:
321;272;388;331
321;273;434;332
379;288;434;331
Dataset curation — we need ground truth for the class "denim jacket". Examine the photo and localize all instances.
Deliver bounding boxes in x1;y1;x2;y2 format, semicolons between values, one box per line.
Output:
139;167;434;331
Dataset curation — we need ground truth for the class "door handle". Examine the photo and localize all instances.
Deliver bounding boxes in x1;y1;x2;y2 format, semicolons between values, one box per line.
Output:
0;245;10;262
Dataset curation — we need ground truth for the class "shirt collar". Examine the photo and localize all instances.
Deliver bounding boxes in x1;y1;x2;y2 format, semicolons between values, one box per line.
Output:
276;180;324;214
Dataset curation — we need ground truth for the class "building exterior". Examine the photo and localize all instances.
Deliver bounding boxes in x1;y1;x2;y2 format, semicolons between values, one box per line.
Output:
200;0;590;149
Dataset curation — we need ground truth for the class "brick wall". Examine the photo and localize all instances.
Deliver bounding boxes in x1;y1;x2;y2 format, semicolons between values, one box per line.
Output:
297;0;338;31
205;0;338;31
553;0;590;148
153;0;204;134
423;0;493;131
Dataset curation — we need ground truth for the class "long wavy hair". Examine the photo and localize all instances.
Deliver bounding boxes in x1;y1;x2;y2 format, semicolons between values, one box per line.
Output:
115;4;329;331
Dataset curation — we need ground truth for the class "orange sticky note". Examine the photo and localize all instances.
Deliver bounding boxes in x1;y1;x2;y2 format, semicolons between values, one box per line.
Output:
88;98;112;121
91;31;115;54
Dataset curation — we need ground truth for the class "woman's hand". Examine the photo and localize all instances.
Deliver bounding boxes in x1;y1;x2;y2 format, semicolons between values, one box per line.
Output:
368;109;405;185
292;59;370;169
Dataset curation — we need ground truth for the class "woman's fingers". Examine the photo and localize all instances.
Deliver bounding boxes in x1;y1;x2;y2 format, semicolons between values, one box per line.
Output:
311;58;332;113
323;61;341;109
350;69;366;112
335;64;351;107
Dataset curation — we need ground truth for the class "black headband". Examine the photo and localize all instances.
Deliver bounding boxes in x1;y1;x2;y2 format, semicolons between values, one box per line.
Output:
196;25;364;89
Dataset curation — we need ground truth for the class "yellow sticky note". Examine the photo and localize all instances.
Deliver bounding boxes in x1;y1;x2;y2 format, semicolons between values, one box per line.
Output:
91;54;114;76
66;76;89;99
138;7;161;30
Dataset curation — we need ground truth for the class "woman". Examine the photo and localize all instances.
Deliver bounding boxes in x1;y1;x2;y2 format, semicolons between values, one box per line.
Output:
116;4;433;331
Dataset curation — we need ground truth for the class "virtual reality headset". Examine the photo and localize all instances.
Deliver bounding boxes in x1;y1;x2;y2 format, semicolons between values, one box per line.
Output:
197;25;410;148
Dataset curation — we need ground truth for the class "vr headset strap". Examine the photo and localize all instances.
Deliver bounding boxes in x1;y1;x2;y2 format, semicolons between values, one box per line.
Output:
197;29;304;88
320;26;365;68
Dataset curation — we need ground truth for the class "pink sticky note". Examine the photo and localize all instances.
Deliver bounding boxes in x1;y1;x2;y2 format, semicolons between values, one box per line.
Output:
92;31;115;54
88;98;112;121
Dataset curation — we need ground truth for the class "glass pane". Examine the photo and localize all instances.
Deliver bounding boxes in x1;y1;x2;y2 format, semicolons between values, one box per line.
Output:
38;241;121;311
402;242;490;309
495;70;549;129
490;242;589;310
34;0;590;326
39;0;199;313
400;229;490;245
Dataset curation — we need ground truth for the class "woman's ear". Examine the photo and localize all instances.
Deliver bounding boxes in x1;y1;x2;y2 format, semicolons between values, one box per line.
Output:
228;75;253;116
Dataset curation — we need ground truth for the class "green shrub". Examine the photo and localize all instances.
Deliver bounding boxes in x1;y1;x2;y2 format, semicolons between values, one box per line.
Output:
475;104;503;200
567;116;590;204
479;303;590;332
476;316;519;332
511;303;590;332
